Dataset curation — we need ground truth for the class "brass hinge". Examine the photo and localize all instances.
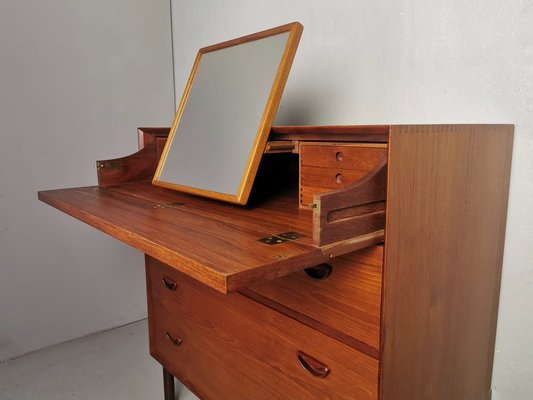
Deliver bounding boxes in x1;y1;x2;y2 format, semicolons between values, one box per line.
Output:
96;161;123;170
152;202;184;209
309;201;321;214
258;231;305;245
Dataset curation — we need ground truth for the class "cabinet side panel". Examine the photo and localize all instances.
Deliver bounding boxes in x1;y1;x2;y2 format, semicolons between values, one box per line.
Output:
381;125;513;400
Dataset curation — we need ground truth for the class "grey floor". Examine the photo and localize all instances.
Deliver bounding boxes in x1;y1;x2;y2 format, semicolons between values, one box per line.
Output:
0;320;199;400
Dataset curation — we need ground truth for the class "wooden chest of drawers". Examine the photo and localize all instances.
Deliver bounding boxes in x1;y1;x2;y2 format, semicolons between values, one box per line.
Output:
147;256;379;400
39;124;513;400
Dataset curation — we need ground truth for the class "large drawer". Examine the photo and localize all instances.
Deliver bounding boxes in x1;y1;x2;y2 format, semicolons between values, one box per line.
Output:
146;256;379;400
245;246;383;353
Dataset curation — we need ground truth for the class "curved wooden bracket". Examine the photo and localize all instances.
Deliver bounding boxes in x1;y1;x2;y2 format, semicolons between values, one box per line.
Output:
96;128;169;188
312;156;387;247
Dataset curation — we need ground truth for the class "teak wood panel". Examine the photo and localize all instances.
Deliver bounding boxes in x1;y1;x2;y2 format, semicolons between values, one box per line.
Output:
300;143;387;169
96;144;164;188
313;158;387;247
147;257;379;400
110;181;317;248
135;125;391;148
381;125;513;400
270;125;390;143
38;184;326;293
299;143;387;207
246;245;383;356
300;167;379;207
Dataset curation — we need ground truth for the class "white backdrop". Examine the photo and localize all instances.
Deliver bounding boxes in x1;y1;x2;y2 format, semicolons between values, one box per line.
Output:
0;0;174;362
170;1;532;398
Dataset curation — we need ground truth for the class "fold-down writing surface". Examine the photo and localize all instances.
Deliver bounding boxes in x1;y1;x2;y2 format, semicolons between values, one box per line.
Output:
38;183;324;293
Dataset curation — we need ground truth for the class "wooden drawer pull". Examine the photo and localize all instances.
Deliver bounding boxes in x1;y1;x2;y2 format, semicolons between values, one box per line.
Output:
166;332;182;347
304;264;332;280
162;277;177;291
297;351;330;378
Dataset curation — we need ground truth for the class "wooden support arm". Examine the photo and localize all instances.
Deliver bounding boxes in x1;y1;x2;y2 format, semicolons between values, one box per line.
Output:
312;156;387;247
96;128;170;188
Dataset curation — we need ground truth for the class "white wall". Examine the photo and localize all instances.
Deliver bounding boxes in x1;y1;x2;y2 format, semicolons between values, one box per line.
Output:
0;0;174;361
171;1;532;398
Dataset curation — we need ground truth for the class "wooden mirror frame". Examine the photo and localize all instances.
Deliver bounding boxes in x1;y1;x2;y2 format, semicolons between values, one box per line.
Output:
152;22;303;204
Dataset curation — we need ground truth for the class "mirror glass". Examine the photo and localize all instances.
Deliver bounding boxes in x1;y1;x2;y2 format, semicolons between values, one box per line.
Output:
153;23;302;204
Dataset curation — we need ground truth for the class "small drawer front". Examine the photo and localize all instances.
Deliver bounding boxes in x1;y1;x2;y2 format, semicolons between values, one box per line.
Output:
247;246;383;352
146;257;379;400
300;143;387;169
299;143;387;206
300;166;372;206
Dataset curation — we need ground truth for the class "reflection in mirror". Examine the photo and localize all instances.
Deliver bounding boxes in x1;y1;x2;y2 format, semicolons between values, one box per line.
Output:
153;22;303;204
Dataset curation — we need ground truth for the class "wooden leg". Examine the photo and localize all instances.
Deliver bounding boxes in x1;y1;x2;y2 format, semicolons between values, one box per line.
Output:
163;367;175;400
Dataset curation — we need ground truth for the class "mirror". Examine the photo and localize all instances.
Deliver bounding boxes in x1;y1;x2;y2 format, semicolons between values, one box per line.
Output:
153;22;303;205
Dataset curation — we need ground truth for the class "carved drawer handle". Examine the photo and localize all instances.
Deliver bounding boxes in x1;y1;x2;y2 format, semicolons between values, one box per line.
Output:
166;332;182;347
297;351;330;378
304;264;332;280
162;277;177;291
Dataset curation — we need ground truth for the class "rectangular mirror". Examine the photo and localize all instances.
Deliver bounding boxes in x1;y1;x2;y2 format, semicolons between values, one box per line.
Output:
153;22;303;204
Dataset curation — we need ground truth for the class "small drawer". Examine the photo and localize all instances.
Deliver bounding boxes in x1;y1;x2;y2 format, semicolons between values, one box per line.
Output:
300;165;372;206
300;142;387;169
301;165;372;190
299;143;387;206
146;256;379;400
247;246;383;352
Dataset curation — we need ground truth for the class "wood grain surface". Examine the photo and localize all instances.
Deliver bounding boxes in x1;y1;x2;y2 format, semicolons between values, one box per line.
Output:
300;143;387;206
137;127;170;149
96;142;161;188
313;156;387;246
271;125;390;143
39;139;389;293
38;183;325;293
147;257;379;400
245;245;383;356
38;124;514;400
381;124;514;400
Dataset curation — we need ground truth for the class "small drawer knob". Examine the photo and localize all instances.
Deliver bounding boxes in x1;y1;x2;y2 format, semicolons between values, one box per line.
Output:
162;277;177;291
166;332;182;347
335;173;344;184
297;351;330;378
335;151;344;161
304;264;332;280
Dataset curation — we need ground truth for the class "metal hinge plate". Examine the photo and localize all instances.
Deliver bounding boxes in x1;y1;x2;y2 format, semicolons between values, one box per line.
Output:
258;231;305;245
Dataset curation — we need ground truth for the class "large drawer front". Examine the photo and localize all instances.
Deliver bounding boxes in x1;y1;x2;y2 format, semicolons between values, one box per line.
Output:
146;257;379;400
246;246;383;353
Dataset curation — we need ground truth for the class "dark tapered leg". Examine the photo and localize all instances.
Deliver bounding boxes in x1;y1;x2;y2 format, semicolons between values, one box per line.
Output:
163;367;175;400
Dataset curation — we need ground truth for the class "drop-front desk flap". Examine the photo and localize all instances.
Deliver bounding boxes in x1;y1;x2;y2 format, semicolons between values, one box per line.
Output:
38;125;389;293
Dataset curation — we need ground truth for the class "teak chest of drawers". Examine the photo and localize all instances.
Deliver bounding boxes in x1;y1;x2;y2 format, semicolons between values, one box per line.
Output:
39;124;513;400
